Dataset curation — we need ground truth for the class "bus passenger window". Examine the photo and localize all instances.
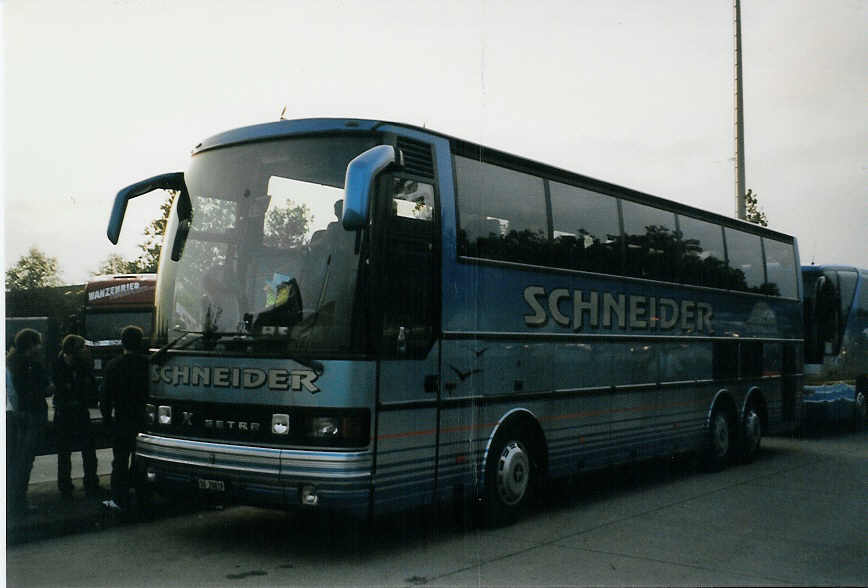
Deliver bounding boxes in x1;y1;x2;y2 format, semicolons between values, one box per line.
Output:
723;228;765;293
762;238;797;298
678;215;727;289
455;156;547;264
621;199;678;282
549;181;620;274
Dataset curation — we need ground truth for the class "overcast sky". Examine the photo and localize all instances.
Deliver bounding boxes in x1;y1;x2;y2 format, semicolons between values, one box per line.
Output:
3;0;866;285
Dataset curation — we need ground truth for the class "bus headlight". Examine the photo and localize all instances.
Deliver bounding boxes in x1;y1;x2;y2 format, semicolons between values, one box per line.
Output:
145;404;156;424
308;416;339;438
303;411;369;445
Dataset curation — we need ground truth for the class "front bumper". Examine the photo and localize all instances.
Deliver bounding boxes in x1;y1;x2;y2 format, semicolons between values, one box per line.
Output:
135;433;373;516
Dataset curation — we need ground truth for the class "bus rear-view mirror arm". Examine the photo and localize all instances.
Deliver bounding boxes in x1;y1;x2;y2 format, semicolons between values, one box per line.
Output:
342;145;402;230
107;172;192;261
107;172;188;243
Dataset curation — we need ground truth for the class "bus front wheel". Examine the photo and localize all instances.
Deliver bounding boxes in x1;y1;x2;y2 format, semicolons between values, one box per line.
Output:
483;425;536;526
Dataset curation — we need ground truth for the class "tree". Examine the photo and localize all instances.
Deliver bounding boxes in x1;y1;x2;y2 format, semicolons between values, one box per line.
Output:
93;253;139;276
745;188;768;227
94;192;174;275
263;200;312;249
5;246;62;291
133;193;175;272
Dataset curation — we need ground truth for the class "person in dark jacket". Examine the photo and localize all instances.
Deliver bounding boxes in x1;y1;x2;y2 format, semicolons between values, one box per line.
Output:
6;328;52;514
101;325;149;511
53;334;100;498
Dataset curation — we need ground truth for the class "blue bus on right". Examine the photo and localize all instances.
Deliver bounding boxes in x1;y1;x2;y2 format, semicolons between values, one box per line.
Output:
802;265;868;429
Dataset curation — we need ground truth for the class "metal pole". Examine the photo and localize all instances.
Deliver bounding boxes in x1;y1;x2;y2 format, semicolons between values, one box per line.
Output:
734;0;746;220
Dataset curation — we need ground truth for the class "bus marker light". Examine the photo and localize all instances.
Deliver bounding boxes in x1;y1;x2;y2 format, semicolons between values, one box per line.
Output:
146;468;156;483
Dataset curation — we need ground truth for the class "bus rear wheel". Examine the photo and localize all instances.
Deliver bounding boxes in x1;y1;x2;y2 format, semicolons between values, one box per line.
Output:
483;425;536;526
703;406;734;472
740;401;762;463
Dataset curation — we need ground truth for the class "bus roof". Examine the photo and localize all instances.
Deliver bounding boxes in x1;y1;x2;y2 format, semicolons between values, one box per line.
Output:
191;117;796;242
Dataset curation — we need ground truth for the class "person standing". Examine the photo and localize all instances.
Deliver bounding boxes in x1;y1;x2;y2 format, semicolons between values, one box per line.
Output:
6;328;51;514
53;334;101;498
101;325;148;511
6;366;20;511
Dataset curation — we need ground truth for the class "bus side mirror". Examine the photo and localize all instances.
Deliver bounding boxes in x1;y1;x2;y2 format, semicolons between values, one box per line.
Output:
342;145;400;230
107;172;187;244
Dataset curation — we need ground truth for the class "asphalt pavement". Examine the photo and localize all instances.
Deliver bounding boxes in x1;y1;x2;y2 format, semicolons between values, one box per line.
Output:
6;418;859;547
6;448;121;545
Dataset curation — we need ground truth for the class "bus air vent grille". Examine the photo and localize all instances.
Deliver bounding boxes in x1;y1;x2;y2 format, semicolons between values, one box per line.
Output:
396;137;434;178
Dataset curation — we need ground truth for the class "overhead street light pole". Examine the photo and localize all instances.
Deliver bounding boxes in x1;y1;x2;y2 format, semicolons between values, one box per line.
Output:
733;0;747;220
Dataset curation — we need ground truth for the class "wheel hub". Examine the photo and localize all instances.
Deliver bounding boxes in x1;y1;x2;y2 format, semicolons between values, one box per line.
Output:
744;409;761;451
496;441;530;506
713;413;730;458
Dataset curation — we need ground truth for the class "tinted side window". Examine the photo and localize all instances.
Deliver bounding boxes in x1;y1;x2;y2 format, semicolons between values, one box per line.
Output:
724;228;764;292
548;181;620;273
455;156;548;264
762;238;797;298
621;200;678;282
678;215;727;288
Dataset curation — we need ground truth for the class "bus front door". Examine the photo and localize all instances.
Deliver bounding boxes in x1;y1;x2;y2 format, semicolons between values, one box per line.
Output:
371;174;440;514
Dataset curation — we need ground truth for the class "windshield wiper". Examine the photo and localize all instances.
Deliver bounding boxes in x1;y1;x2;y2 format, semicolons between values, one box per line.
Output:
151;329;324;376
150;331;205;365
151;328;254;364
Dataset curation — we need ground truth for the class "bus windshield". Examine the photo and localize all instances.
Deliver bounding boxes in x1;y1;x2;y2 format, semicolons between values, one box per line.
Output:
85;310;154;342
167;134;377;354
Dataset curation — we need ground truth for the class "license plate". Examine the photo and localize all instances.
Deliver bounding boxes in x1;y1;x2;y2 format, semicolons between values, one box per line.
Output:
198;479;225;492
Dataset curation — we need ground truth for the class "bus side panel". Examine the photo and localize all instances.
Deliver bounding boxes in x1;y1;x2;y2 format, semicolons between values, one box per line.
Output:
374;357;439;514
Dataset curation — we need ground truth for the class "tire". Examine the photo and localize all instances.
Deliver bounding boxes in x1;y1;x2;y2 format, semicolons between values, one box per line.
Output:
703;406;734;472
483;424;537;526
740;400;762;464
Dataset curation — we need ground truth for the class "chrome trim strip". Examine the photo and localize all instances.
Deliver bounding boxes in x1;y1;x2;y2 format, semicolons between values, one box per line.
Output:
136;434;373;481
442;330;803;344
138;434;281;458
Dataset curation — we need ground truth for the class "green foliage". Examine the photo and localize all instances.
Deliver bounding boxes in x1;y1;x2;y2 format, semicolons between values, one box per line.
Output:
5;246;62;291
264;200;312;249
93;253;141;276
94;192;174;275
745;188;768;227
133;193;175;272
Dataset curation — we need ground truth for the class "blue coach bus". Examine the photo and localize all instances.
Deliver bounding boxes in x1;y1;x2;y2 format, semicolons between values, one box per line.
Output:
802;265;868;428
107;118;803;523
